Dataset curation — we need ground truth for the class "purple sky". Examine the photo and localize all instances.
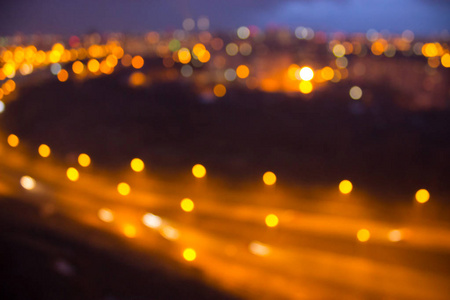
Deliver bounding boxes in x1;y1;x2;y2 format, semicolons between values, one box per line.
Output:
0;0;449;36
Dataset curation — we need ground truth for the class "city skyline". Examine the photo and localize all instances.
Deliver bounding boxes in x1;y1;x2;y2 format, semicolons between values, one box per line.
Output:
0;0;449;36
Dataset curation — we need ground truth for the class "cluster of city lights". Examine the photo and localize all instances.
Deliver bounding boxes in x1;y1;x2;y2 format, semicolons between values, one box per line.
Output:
1;22;449;112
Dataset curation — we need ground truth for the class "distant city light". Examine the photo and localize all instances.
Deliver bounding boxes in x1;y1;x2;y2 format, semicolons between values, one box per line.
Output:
180;198;195;212
160;225;180;240
299;81;313;94
213;84;226;97
38;144;51;158
123;224;137;238
183;248;197;261
263;171;277;186
249;241;271;256
299;67;314;81
87;59;100;72
332;44;346;57
225;43;239;56
66;167;79;182
265;214;279;227
72;61;84;74
321;67;334;81
78;153;91;167
192;164;206;178
224;68;237;81
236;65;250;79
142;213;162;229
239;43;252;56
98;208;114;223
130;158;145;172
357;229;370;242
415;189;430;203
237;26;250;39
20;176;36;190
178;48;191;64
339;180;353;194
129;72;146;86
131;55;144;69
388;229;403;242
117;182;131;196
50;63;61;75
57;69;68;82
349;86;363;100
7;134;19;147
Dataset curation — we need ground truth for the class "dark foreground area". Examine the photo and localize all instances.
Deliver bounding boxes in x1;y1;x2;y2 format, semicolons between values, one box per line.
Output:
0;197;239;300
3;67;450;198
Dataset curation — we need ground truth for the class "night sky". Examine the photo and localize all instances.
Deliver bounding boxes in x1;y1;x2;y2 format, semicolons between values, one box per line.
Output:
0;0;449;36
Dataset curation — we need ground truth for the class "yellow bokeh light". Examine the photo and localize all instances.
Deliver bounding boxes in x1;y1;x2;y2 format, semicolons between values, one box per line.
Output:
180;198;194;212
87;59;100;73
183;248;196;261
130;158;145;172
72;61;84;74
100;60;113;74
357;229;370;242
98;208;114;223
178;48;191;64
38;144;51;158
198;50;211;63
66;167;79;182
106;54;118;68
321;67;334;81
265;214;279;227
48;50;61;63
117;182;131;196
415;189;430;203
7;134;19;147
441;53;450;68
339;180;353;194
57;69;69;82
112;48;124;61
192;164;206;178
213;84;226;97
236;65;250;79
422;43;438;57
192;43;206;57
299;81;313;94
3;63;15;77
52;43;65;55
299;67;314;81
131;55;144;69
263;171;277;185
78;153;91;167
123;224;137;238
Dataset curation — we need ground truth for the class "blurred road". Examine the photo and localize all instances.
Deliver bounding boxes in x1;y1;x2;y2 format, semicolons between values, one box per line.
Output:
1;137;449;299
